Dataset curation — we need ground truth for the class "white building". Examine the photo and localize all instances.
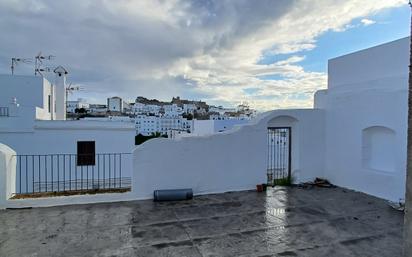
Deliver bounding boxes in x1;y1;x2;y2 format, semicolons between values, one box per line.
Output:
0;74;59;121
107;96;123;113
314;37;409;202
135;114;193;136
132;103;161;115
0;70;135;195
183;103;196;114
88;104;107;114
135;115;160;136
193;119;249;136
209;106;237;115
67;98;89;113
163;104;183;117
122;101;131;113
160;116;189;134
82;116;134;123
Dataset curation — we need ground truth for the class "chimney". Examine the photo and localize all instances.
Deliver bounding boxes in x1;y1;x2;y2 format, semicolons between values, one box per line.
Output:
53;66;68;120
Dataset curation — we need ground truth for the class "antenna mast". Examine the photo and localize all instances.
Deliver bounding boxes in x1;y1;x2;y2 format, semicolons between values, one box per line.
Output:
11;57;31;75
34;52;55;76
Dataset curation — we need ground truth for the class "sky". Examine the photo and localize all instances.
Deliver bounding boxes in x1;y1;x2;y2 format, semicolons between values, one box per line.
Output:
0;0;410;110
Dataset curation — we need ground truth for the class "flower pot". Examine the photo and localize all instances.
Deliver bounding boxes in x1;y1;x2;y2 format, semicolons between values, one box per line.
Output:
256;184;264;192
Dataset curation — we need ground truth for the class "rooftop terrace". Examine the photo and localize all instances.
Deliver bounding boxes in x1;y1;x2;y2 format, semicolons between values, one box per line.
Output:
0;186;403;257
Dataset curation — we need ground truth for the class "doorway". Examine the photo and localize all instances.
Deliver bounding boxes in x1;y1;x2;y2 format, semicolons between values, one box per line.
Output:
267;127;291;185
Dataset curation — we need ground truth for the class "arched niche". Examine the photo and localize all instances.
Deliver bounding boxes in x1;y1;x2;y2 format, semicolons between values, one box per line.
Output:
267;115;298;127
362;126;396;172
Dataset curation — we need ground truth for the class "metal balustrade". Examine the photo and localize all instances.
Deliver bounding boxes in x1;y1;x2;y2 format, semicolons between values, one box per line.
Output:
12;153;132;197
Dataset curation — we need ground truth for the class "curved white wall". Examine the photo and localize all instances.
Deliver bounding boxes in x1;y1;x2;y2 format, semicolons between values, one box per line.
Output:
133;109;325;198
0;143;16;207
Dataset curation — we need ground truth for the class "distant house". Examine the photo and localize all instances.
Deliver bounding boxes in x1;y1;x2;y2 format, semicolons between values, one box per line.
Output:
88;104;107;114
67;98;89;113
107;96;123;113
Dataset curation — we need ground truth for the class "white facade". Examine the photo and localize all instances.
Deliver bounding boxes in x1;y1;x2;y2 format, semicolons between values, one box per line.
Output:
82;116;134;123
135;115;160;135
67;98;89;113
135;114;193;136
0;121;134;156
122;101;131;113
160;116;190;134
209;106;236;115
163;104;183;117
107;97;122;113
193;119;249;136
88;104;107;114
0;74;136;196
183;103;196;114
0;75;56;120
132;103;161;115
53;66;68;120
316;37;409;202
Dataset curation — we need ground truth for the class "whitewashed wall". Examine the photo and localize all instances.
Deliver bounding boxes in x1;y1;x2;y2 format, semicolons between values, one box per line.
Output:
193;119;250;136
0;74;55;119
0;141;136;209
133;109;325;198
193;120;215;135
0;120;135;154
320;37;409;202
0;75;44;108
0;120;136;186
0;143;16;207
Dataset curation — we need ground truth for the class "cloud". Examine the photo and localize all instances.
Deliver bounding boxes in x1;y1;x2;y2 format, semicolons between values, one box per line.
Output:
0;0;405;110
361;18;377;26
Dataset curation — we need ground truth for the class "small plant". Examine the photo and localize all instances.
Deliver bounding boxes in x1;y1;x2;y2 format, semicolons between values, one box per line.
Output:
273;176;294;186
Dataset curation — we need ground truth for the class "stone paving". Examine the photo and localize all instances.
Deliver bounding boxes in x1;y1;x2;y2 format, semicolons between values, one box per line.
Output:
0;186;404;257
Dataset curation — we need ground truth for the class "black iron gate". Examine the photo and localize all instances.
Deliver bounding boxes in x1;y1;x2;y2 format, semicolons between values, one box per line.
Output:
267;127;291;185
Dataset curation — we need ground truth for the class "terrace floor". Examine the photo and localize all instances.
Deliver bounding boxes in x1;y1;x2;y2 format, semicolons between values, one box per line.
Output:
0;186;404;257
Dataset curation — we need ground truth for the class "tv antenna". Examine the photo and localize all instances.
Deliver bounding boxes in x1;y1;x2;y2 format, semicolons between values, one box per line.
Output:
65;83;84;111
66;83;82;99
34;51;55;76
11;57;32;75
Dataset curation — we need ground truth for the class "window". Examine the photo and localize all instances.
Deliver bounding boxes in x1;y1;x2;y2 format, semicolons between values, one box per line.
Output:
48;95;51;113
77;141;95;166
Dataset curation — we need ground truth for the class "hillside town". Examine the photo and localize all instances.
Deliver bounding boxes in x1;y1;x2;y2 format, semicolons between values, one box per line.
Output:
67;96;256;138
1;1;412;257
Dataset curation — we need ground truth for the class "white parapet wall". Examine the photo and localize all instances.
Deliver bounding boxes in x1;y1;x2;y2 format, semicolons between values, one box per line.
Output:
0;143;16;207
133;109;325;198
0;109;325;208
0;142;138;209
